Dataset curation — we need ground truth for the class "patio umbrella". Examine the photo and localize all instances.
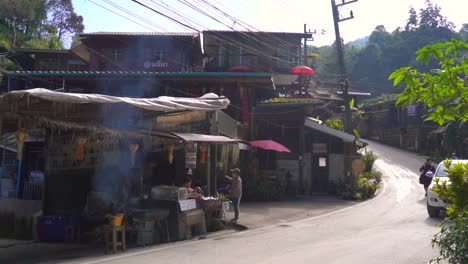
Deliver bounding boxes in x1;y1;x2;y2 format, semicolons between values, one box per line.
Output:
228;65;251;72
289;65;315;75
249;140;291;153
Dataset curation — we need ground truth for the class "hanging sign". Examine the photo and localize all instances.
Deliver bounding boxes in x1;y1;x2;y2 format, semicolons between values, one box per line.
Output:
185;143;197;169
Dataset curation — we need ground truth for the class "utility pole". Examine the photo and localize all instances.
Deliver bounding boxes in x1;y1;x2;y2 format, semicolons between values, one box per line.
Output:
303;24;315;65
331;0;357;134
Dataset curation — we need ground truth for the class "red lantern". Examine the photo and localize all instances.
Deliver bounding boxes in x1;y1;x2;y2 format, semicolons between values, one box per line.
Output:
199;144;206;164
76;136;87;161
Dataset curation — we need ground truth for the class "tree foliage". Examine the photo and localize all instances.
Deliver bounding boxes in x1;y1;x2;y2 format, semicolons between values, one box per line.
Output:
389;39;468;125
313;0;463;96
49;0;84;43
0;0;83;50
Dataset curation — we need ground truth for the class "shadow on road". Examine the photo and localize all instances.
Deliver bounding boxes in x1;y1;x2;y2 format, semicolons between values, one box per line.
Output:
417;197;427;205
425;216;443;227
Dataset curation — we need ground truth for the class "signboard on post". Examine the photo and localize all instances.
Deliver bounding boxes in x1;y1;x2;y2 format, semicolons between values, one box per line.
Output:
185;143;197;169
352;159;366;176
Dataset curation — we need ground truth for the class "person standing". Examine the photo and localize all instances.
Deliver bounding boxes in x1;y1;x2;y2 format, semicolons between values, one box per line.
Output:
225;168;242;224
419;158;435;196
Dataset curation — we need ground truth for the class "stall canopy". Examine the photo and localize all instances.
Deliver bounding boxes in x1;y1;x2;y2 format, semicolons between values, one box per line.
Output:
171;133;240;143
0;88;230;112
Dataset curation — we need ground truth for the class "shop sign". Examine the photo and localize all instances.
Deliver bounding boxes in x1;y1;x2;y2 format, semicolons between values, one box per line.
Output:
407;105;417;116
179;199;197;211
185;143;197;168
143;61;168;68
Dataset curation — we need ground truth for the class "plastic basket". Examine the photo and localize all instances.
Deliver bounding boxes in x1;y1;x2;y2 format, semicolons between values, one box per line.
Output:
111;214;124;226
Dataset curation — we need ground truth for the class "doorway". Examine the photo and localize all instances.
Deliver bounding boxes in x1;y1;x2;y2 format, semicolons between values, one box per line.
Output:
310;154;329;193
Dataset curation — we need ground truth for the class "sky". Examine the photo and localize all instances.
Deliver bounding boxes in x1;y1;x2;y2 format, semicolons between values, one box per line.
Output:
73;0;467;46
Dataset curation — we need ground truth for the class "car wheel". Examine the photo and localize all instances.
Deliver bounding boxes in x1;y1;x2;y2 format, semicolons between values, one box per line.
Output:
427;203;440;217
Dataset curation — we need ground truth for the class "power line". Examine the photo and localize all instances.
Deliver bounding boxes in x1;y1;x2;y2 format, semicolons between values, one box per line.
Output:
130;0;200;32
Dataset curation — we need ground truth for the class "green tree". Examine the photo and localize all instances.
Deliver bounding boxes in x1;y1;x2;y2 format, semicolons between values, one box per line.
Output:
345;0;459;95
460;24;468;41
389;39;468;125
418;0;454;31
0;0;83;49
49;0;84;43
405;7;418;31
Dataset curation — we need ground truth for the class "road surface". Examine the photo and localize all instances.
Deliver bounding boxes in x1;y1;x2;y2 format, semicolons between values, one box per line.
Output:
66;141;442;264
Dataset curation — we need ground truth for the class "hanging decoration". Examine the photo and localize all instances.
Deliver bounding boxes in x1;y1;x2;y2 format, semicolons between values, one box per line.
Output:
199;144;207;164
185;143;197;169
76;136;87;161
16;129;29;160
129;143;139;166
167;143;175;164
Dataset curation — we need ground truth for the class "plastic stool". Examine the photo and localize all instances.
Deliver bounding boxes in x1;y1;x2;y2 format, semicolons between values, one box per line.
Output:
104;226;126;253
65;225;80;242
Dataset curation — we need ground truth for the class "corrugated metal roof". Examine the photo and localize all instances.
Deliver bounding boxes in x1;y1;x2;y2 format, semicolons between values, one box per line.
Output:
80;32;198;37
304;117;356;143
9;48;70;54
2;70;272;78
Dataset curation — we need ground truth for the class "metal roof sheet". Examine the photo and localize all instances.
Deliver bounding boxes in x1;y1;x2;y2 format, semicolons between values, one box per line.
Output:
304;117;356;143
80;32;198;37
2;70;272;78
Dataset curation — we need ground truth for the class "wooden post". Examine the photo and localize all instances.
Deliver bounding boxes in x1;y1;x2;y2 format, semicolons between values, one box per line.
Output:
206;144;211;196
0;115;4;168
298;115;305;195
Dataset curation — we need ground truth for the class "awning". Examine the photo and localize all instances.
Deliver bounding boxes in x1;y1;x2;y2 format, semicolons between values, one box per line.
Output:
0;88;230;112
304;117;355;143
0;129;46;152
431;126;447;135
171;132;240;143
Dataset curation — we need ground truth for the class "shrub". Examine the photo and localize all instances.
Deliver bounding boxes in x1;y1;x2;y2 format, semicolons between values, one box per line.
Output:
362;170;382;184
431;216;468;264
431;161;468;264
362;151;378;172
325;119;344;131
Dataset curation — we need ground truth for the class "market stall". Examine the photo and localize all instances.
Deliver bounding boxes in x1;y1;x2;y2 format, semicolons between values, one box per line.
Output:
0;88;236;248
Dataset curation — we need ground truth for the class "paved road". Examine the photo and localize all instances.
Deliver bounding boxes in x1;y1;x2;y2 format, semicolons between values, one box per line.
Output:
63;141;442;264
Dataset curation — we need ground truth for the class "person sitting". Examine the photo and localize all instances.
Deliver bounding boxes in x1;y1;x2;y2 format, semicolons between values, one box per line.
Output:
182;177;203;199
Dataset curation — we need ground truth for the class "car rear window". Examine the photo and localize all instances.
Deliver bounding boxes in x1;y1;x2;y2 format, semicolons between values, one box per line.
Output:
435;164;448;177
435;161;468;177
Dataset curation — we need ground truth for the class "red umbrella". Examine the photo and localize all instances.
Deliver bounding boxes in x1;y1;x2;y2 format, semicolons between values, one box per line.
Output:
228;65;251;72
249;140;291;153
289;65;315;75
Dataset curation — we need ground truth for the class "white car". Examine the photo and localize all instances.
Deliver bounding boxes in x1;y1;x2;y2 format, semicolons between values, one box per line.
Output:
426;159;468;217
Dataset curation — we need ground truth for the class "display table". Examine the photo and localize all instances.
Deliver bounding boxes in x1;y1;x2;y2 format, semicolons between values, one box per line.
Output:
137;199;207;242
184;208;206;239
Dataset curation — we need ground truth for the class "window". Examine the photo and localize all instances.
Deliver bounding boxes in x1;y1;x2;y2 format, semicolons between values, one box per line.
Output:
276;45;300;67
218;45;226;66
39;59;60;71
109;49;121;62
67;59;85;71
153;49;168;62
